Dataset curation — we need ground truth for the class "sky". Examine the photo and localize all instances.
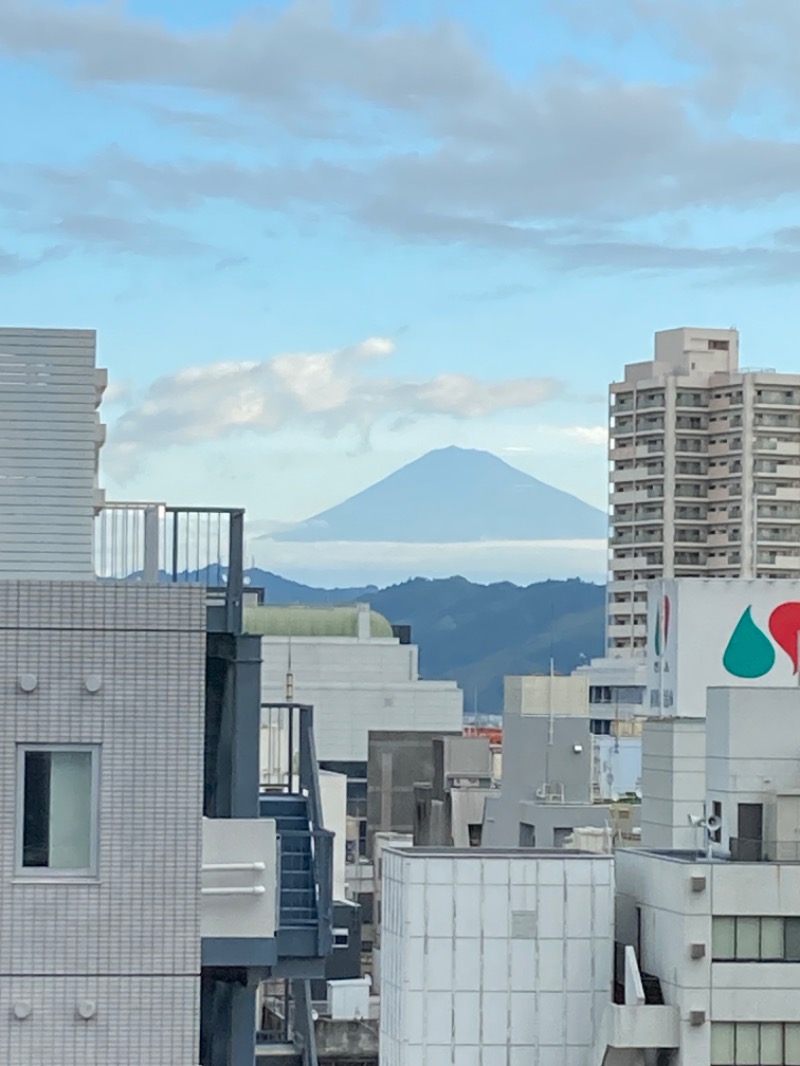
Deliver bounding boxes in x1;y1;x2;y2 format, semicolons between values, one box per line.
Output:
2;0;800;582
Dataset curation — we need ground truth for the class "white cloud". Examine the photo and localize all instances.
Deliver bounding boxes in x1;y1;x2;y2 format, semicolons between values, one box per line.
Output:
564;425;608;446
3;1;800;276
107;336;561;460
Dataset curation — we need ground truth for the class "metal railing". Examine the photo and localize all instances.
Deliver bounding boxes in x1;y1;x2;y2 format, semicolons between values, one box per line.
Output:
260;703;333;958
94;503;245;632
730;838;800;862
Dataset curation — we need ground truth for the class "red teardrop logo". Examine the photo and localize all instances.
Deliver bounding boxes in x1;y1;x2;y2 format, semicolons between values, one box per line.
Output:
768;602;800;674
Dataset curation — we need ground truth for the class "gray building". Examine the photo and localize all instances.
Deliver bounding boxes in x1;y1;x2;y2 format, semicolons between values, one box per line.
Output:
483;674;641;848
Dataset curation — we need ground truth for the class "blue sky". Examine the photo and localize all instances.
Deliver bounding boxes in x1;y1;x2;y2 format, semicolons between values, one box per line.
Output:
2;0;800;580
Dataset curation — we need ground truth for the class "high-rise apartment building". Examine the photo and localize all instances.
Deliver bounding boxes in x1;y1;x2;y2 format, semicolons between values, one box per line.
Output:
608;327;800;655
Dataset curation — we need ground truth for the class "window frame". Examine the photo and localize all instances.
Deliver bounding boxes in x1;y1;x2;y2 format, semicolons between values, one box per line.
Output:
15;743;100;879
332;928;350;950
712;916;800;963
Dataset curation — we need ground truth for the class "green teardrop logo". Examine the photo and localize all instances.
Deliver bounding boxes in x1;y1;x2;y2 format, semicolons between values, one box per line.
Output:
722;607;775;679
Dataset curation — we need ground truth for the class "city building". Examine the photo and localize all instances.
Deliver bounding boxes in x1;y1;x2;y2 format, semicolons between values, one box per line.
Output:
379;846;615;1066
254;604;463;857
0;328;334;1066
482;673;641;849
645;576;800;716
608;326;800;656
616;685;800;1065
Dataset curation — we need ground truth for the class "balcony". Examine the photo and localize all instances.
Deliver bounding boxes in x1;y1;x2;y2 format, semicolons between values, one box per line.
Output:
596;946;679;1066
635;394;665;410
201;703;333;970
94;503;246;633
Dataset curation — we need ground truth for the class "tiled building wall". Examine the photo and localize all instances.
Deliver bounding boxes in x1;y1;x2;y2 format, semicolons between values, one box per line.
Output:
0;582;206;1066
0;329;104;579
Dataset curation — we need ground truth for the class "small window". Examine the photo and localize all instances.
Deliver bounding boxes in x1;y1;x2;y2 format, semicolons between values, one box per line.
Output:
333;928;349;949
712;917;736;960
786;918;800;961
17;746;98;876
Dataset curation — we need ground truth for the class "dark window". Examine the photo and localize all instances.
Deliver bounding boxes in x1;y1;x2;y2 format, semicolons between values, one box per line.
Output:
333;929;349;949
20;748;95;872
467;824;482;847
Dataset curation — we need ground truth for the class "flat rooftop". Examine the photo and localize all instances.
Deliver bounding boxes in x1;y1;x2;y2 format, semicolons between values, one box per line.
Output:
384;846;612;860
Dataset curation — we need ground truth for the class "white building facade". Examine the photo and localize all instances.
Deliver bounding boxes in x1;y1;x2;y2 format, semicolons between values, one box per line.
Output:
618;685;800;1066
608;326;800;656
253;603;463;764
379;846;614;1066
0;328;106;579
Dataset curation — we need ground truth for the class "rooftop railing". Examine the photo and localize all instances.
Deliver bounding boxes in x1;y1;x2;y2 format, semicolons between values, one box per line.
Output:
94;502;245;632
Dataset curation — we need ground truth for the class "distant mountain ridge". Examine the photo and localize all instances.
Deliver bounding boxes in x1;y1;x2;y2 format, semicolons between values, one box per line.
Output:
246;569;605;713
267;446;606;543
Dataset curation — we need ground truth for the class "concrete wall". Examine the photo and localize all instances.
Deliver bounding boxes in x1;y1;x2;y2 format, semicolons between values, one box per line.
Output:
483;708;594;847
367;731;460;855
505;673;589;716
320;769;348;900
706;686;800;856
0;329;104;579
640;717;706;849
0;581;206;1066
617;848;800;1066
260;638;463;762
379;847;614;1066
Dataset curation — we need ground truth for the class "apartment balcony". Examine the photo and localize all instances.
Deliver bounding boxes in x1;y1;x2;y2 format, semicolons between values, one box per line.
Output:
758;485;800;502
756;438;800;457
674;439;707;455
202;703;333;970
609;554;651;573
94;503;247;633
758;505;800;522
757;551;800;568
636;441;665;458
755;463;800;479
635;418;665;433
612;488;651;506
610;443;636;461
612;421;635;437
594;947;679;1066
635;394;665;411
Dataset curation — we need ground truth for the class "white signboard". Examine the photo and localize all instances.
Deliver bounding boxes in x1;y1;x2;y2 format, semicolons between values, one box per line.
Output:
646;579;800;718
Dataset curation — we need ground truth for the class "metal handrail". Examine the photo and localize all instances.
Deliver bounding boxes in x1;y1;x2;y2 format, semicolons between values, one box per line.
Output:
202;886;267;896
202;862;266;872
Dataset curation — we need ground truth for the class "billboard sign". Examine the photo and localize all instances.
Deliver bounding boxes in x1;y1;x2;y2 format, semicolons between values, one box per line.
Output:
646;580;800;717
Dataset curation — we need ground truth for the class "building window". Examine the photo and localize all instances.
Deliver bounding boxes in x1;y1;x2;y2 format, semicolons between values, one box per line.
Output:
712;1021;800;1064
17;746;98;876
712;916;800;962
333;929;350;949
